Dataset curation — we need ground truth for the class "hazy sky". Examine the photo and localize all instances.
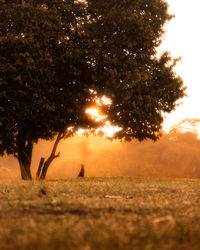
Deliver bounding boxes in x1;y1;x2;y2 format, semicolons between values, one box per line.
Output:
159;0;200;131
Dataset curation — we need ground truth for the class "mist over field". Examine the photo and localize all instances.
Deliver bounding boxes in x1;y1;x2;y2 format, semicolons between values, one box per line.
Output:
1;128;200;180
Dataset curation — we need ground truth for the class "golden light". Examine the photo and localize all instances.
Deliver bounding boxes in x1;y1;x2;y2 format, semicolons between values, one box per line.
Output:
101;96;112;105
96;96;112;106
76;128;86;135
100;121;122;138
85;106;121;138
84;94;120;138
85;101;121;137
86;108;99;117
85;107;107;122
168;119;200;138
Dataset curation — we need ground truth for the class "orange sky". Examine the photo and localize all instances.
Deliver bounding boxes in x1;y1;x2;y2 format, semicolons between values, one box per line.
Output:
2;130;200;180
1;0;200;180
159;0;200;132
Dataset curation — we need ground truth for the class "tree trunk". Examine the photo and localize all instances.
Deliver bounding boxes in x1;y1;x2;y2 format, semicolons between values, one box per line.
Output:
36;157;45;180
17;133;33;180
39;157;54;180
38;131;64;180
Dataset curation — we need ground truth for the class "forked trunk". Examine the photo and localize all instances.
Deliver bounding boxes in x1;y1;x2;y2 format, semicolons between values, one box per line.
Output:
37;131;64;180
17;133;33;180
39;158;53;180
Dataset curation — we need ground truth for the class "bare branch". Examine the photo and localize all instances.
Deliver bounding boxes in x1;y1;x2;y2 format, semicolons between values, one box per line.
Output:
36;157;45;179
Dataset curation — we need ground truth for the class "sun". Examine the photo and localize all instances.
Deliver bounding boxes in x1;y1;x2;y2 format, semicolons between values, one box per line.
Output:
85;107;107;122
85;107;122;137
83;95;121;138
100;121;122;138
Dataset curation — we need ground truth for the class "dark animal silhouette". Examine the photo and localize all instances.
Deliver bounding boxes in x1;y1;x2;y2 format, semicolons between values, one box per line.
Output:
78;164;85;177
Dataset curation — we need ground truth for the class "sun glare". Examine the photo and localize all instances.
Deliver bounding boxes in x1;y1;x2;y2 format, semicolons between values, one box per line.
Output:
100;121;122;138
164;119;200;139
76;128;86;135
85;107;107;122
85;106;122;137
178;120;200;138
96;96;112;106
84;95;121;138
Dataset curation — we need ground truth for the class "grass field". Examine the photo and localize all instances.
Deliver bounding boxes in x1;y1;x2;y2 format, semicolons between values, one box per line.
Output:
0;177;200;250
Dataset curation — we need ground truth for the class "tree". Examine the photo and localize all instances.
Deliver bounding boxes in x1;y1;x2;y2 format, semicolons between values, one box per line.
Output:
0;0;95;179
0;0;185;180
85;0;185;141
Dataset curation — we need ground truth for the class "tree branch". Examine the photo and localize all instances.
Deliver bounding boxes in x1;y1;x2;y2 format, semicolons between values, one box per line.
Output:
36;157;45;180
39;131;64;180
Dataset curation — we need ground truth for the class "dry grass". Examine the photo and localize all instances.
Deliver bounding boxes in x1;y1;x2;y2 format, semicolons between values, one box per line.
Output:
0;177;200;250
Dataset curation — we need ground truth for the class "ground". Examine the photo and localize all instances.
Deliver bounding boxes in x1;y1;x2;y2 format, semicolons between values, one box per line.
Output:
0;177;200;250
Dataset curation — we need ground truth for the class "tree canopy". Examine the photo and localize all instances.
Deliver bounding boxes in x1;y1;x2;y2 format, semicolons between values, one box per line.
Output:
0;0;185;179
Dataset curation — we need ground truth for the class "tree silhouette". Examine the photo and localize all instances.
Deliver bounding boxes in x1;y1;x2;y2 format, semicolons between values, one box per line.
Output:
0;0;185;179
